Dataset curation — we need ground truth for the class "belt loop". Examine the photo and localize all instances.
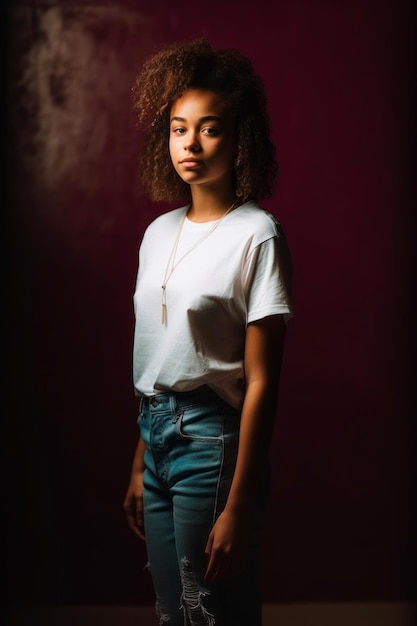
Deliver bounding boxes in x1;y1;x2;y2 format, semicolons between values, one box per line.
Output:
170;393;177;414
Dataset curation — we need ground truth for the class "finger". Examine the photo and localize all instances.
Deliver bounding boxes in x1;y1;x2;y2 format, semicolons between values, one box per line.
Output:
204;557;218;581
135;526;146;541
204;533;216;579
124;503;136;529
204;540;217;580
126;512;144;538
205;552;231;582
135;505;144;527
205;542;230;581
204;533;213;559
135;505;145;538
124;498;146;540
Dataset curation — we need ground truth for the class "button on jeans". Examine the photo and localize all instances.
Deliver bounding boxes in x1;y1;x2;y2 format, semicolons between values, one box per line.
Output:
138;385;268;626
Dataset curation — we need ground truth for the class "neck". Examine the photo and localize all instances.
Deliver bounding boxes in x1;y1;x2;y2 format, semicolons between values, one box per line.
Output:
188;188;237;223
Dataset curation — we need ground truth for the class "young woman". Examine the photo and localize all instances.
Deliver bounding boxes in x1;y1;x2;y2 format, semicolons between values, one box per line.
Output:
123;38;292;626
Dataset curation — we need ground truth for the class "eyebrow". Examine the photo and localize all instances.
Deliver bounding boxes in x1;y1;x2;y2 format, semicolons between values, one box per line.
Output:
170;115;222;124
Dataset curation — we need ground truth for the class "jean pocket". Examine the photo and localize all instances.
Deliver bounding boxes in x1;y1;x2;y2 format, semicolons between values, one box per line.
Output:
175;406;223;444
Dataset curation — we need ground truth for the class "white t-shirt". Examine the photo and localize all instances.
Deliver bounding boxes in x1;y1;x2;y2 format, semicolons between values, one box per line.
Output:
133;201;292;409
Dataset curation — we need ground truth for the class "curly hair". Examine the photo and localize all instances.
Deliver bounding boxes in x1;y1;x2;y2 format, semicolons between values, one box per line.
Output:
132;38;278;203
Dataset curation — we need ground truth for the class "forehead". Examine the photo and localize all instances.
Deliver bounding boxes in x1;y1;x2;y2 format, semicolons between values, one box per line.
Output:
170;89;229;119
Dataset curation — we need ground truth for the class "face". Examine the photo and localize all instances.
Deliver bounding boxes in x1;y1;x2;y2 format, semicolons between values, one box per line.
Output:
169;89;236;192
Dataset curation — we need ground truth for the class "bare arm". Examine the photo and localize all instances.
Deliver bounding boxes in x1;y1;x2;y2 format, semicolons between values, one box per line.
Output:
123;435;147;540
205;314;287;580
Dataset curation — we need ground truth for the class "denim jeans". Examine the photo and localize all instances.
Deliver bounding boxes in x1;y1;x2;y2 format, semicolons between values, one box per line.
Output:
138;385;268;626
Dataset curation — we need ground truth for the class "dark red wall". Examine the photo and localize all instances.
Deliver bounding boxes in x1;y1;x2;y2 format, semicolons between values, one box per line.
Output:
6;0;415;607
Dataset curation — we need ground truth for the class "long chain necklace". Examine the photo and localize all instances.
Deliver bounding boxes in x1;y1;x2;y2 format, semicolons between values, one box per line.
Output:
161;200;239;324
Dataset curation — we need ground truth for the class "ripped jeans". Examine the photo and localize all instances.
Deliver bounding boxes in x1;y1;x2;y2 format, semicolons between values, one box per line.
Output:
138;385;268;626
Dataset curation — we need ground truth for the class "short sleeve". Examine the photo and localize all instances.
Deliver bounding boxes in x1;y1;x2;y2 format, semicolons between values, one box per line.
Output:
243;235;293;325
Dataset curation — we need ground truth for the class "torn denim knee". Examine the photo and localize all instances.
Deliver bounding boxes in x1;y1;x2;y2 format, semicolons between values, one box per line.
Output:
155;597;171;624
180;557;215;626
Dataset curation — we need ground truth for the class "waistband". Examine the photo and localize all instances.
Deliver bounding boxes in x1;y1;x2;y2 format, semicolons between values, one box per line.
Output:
140;385;220;410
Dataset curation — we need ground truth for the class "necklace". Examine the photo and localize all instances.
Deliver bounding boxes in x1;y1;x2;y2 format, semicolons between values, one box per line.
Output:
161;200;239;324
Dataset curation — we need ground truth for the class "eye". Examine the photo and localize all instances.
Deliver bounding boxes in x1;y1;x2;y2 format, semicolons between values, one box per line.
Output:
201;126;219;136
172;127;186;135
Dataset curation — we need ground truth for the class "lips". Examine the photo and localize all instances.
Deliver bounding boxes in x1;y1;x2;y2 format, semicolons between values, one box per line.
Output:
179;159;203;168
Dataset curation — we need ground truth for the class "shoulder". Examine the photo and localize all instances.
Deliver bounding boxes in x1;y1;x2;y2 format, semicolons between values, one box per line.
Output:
228;201;287;245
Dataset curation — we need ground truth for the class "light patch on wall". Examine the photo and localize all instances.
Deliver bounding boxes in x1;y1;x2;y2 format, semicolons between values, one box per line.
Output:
9;4;151;193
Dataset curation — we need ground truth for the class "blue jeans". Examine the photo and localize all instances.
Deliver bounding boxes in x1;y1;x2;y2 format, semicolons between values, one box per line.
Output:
138;385;268;626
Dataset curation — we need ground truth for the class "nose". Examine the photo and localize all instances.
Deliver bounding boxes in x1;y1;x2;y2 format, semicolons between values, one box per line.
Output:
184;131;201;152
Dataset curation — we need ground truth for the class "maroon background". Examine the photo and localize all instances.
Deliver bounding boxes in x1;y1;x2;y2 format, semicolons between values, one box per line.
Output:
6;0;415;609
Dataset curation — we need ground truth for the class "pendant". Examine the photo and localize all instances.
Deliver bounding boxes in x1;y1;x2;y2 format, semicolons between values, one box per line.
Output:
161;285;166;325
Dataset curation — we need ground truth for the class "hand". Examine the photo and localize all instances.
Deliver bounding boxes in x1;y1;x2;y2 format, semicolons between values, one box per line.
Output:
204;507;251;581
123;472;145;540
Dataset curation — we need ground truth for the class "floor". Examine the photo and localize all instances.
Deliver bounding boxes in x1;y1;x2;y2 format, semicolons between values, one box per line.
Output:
7;602;416;625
